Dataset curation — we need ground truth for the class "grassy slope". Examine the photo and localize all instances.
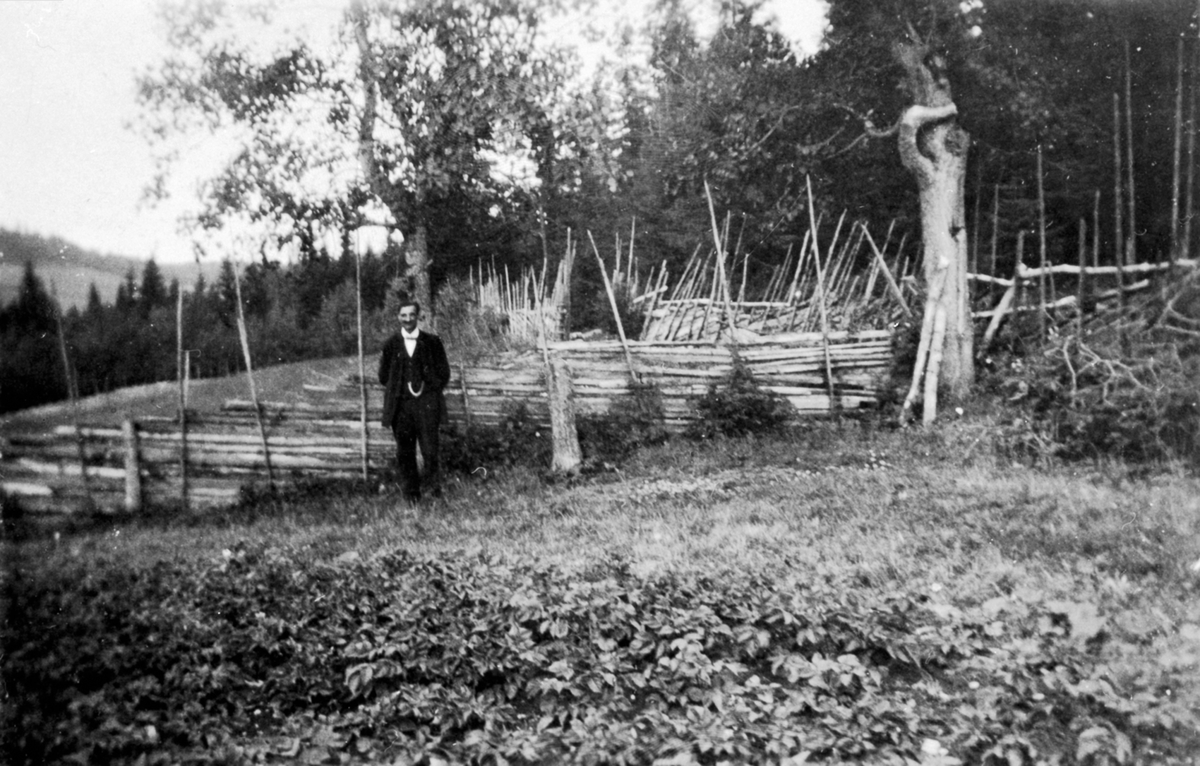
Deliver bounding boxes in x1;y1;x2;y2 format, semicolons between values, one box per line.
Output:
0;355;364;432
4;421;1200;763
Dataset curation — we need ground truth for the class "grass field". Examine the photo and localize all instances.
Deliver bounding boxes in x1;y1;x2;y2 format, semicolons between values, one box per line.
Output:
4;417;1200;764
0;355;363;432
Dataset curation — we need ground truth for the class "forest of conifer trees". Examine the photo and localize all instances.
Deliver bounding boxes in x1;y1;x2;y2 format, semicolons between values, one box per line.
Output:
0;239;395;414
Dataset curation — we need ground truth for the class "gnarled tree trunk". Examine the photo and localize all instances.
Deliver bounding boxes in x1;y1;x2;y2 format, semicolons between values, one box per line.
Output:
895;39;973;425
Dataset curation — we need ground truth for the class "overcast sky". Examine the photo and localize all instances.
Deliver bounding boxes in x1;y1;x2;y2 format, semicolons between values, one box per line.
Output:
0;0;825;266
0;0;345;264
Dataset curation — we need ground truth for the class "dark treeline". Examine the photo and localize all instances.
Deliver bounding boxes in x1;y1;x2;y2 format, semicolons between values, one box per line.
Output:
0;246;394;415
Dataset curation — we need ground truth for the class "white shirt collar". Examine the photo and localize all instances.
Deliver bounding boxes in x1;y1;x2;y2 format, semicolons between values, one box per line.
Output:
401;328;420;340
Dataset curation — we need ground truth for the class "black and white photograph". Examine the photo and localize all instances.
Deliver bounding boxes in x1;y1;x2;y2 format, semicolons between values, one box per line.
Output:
3;0;1199;762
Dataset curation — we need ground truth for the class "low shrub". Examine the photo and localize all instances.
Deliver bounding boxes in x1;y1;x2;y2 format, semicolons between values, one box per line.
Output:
687;355;793;439
441;400;552;475
578;380;669;462
991;338;1200;467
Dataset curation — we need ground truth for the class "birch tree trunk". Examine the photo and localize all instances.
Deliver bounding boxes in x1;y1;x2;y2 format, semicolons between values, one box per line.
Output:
894;40;973;417
405;221;433;319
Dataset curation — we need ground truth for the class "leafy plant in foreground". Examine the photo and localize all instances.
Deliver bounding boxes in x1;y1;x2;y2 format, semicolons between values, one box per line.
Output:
4;542;1198;765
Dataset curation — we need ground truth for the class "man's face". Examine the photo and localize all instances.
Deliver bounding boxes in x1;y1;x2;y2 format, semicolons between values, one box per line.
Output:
399;305;420;333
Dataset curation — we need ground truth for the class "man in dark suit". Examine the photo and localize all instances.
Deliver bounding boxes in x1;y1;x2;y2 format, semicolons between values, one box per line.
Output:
378;300;451;500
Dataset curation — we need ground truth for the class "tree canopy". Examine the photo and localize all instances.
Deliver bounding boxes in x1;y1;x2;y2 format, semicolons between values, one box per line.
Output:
135;0;1198;327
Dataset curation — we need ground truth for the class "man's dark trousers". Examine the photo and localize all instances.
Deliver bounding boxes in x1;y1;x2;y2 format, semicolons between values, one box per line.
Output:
392;394;440;500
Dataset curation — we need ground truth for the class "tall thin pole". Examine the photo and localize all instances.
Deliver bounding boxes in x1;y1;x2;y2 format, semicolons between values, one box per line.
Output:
52;285;92;505
176;287;189;511
1077;219;1087;340
355;231;369;483
1092;190;1101;269
1124;40;1138;265
1171;38;1185;264
805;176;838;418
703;180;740;351
1036;144;1048;340
1113;93;1126;306
1014;231;1026;316
232;261;275;489
587;231;640;382
1185;40;1198;259
989;184;1000;303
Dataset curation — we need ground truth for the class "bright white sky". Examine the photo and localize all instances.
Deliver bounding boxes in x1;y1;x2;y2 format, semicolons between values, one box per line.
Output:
0;0;826;266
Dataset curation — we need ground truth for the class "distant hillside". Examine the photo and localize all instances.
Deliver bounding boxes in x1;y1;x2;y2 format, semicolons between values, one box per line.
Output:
0;229;219;310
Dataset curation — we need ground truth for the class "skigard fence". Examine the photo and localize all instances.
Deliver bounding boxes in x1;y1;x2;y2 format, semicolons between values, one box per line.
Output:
0;331;891;515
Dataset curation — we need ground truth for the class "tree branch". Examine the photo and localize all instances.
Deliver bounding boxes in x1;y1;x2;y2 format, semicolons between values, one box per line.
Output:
835;103;900;139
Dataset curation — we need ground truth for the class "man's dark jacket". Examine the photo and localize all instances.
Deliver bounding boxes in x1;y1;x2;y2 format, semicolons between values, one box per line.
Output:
378;331;451;428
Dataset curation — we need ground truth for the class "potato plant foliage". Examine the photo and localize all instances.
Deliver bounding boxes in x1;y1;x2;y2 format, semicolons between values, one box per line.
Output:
3;538;1197;765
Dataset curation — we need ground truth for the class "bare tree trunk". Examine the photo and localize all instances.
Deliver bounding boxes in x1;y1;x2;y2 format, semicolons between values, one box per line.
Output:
894;40;973;409
406;221;433;318
990;184;1000;302
1113;94;1127;319
1124;41;1138;265
538;295;581;475
1186;41;1198;258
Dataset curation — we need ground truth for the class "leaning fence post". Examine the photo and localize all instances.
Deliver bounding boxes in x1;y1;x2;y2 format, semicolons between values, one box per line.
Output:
587;230;640;383
232;260;275;489
458;363;473;439
123;418;142;514
51;282;93;507
806;176;838;419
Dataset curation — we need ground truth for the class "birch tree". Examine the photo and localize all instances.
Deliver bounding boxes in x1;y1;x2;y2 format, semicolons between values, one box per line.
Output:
138;0;585;313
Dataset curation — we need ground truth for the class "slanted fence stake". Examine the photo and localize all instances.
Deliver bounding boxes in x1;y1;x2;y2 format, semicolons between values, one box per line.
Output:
587;230;640;383
52;283;92;506
232;260;275;489
805;176;838;418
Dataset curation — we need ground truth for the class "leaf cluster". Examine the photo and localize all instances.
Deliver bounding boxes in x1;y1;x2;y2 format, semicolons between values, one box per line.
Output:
4;542;1197;765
